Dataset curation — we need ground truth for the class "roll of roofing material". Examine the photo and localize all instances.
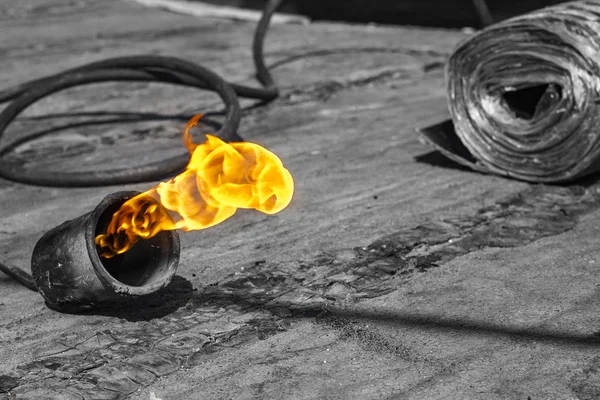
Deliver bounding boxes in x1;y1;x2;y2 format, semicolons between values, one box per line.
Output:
419;1;600;183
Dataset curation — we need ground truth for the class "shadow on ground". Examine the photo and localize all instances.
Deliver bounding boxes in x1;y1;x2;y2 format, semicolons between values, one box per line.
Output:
194;288;600;348
71;275;195;322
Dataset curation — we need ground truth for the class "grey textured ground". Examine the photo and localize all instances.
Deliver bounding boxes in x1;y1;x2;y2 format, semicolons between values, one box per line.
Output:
1;1;599;399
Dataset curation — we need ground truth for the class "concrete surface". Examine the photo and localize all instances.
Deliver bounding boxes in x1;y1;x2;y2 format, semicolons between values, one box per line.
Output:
1;0;599;399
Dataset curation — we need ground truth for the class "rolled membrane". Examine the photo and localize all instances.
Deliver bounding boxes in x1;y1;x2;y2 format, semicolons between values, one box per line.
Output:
420;1;600;182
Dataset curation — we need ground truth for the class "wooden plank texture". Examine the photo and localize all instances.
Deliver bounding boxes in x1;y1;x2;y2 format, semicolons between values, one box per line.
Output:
2;0;600;399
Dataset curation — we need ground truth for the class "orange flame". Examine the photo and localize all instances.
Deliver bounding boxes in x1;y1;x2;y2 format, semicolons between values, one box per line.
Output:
95;114;294;258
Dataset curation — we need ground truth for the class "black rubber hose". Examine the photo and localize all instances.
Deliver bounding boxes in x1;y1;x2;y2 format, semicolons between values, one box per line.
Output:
0;0;283;188
0;0;284;290
0;258;36;291
0;61;242;186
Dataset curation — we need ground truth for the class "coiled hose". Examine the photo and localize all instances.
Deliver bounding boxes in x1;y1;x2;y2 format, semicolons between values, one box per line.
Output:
0;0;284;290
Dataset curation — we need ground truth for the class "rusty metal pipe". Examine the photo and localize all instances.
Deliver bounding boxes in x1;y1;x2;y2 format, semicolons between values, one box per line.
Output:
31;191;180;312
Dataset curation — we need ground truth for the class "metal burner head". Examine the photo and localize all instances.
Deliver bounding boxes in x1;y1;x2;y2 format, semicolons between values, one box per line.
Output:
31;191;180;312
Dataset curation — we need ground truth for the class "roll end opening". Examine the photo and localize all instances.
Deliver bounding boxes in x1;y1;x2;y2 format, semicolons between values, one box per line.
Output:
502;83;562;120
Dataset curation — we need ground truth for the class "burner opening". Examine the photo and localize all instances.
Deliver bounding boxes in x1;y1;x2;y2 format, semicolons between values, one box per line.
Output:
94;196;175;287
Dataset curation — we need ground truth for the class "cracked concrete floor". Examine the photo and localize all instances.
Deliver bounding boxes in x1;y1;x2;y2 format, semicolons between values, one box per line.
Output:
127;201;600;400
